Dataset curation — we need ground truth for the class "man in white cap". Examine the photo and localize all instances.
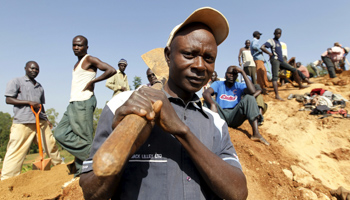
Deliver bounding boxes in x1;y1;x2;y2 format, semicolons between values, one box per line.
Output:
80;7;248;200
105;58;130;97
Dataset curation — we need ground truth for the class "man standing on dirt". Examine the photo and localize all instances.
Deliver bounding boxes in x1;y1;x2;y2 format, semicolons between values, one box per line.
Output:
261;28;308;100
203;65;270;146
239;40;257;84
1;61;62;181
321;45;349;78
54;35;116;177
251;31;270;94
105;58;130;97
79;7;248;200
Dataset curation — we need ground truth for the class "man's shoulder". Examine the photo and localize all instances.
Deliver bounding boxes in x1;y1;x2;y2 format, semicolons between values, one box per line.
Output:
210;80;224;87
8;76;27;85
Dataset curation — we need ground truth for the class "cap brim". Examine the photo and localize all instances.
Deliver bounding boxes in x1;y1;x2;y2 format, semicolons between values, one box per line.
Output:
166;7;229;47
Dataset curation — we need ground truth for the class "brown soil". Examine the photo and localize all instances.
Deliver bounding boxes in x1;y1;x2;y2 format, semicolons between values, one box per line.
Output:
1;72;350;200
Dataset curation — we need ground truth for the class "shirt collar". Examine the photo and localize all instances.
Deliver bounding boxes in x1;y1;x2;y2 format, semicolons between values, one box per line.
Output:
162;88;208;118
23;75;39;86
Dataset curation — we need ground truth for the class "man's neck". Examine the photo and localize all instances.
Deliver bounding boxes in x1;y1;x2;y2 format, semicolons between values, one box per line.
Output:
164;82;194;104
225;81;234;88
77;53;87;61
26;75;36;85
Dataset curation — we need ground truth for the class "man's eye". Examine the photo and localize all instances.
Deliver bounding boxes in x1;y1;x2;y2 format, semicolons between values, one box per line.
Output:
205;56;215;63
183;52;194;58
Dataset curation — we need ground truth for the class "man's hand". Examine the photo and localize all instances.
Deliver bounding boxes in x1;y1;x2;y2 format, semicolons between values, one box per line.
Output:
83;81;95;92
47;121;53;129
232;65;244;74
121;86;127;92
29;102;41;109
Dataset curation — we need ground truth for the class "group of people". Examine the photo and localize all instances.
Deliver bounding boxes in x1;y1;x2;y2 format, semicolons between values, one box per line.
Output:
2;5;349;200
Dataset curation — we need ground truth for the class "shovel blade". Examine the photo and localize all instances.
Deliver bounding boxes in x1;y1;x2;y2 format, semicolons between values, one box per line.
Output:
32;158;51;171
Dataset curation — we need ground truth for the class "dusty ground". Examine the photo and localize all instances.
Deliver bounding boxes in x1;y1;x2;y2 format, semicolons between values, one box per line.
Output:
0;72;349;200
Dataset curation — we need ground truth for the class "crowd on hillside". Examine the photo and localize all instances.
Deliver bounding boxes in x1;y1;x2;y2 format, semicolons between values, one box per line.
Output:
2;6;349;200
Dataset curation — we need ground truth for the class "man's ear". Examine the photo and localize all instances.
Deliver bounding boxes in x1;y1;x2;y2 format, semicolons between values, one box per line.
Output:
164;46;171;65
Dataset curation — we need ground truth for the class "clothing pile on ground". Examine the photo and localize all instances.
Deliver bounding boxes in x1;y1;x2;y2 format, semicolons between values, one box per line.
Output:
288;88;349;118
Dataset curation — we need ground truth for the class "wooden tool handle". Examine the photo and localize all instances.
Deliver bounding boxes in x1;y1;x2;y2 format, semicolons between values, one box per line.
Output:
93;83;163;177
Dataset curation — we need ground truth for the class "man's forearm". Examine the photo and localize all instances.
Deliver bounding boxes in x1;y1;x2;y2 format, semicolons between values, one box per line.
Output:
80;171;121;200
175;129;248;200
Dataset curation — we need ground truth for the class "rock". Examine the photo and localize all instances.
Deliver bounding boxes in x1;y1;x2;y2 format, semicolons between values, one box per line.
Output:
282;169;293;180
291;165;314;186
298;187;318;200
318;192;331;200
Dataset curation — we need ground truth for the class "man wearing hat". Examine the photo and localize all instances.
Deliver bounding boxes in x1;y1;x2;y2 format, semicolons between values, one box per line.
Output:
54;35;116;177
106;58;130;97
251;31;270;94
80;7;248;200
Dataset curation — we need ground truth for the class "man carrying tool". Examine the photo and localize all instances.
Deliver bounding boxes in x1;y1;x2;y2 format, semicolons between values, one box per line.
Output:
54;35;116;177
1;61;61;180
105;58;130;97
80;7;248;200
261;28;308;101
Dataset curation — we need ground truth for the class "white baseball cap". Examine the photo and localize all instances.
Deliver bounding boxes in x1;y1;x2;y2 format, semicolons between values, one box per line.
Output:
166;7;229;47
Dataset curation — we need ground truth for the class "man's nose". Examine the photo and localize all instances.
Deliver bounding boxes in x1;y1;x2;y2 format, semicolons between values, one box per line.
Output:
193;56;205;71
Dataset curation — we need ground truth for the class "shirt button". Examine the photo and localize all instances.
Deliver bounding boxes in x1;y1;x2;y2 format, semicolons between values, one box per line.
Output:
184;116;187;120
187;176;191;182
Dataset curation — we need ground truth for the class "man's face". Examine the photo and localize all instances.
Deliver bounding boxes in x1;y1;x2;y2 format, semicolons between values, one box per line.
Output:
147;69;158;85
256;34;261;40
225;67;238;84
25;62;39;79
212;71;217;81
245;40;250;48
274;30;282;40
118;63;127;72
72;37;88;56
167;24;217;94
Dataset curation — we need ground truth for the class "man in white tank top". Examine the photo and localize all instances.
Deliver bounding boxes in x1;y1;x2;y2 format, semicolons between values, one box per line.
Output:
54;35;116;177
238;40;256;84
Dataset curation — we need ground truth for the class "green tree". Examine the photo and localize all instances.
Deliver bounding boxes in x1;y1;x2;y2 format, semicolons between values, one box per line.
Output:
132;76;142;90
0;112;12;159
46;108;59;128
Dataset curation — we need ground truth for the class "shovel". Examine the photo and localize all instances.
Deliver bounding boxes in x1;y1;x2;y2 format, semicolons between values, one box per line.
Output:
31;105;51;171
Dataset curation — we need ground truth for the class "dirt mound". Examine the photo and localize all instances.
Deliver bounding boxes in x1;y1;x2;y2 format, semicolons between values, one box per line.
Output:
0;164;73;199
1;72;350;200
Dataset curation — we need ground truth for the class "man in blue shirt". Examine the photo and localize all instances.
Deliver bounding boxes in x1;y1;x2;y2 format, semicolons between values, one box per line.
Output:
261;28;308;100
203;65;269;146
250;31;270;94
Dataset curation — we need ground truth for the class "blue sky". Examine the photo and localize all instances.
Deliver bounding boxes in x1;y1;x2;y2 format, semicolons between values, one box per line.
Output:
1;1;350;120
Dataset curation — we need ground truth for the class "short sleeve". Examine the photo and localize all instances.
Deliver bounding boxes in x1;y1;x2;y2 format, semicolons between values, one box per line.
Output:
210;81;219;94
81;91;134;173
220;124;242;170
5;78;19;97
264;39;272;49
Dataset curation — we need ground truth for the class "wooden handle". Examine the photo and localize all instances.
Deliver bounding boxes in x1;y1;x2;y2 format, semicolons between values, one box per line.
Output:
93;83;163;177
